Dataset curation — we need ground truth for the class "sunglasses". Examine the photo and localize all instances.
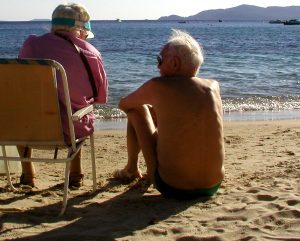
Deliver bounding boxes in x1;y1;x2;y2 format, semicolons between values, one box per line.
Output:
157;55;163;66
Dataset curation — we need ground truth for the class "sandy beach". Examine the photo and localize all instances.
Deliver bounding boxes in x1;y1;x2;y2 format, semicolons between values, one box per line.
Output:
0;120;299;241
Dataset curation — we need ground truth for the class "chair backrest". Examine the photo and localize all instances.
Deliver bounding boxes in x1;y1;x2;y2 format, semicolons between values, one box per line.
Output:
0;59;75;149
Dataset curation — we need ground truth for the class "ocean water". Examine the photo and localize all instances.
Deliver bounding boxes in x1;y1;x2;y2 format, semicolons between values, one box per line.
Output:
1;20;300;128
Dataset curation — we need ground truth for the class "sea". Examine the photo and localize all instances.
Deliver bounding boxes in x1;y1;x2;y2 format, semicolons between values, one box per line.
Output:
1;20;300;129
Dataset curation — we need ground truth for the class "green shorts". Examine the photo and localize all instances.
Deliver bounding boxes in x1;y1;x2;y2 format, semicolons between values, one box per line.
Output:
154;169;221;200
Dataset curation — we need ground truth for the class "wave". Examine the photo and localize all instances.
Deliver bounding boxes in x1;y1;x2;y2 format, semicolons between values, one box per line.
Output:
94;95;300;120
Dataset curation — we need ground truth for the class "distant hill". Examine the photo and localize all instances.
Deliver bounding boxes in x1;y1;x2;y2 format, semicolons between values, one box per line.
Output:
158;5;300;21
31;19;50;21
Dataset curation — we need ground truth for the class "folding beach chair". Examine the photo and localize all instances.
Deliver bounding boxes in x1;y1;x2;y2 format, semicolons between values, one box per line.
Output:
0;58;97;215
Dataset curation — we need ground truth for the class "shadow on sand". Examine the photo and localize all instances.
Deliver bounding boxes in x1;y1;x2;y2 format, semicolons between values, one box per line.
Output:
0;179;210;241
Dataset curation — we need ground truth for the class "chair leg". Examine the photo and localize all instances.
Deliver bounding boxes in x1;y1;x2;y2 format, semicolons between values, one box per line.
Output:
5;161;18;191
59;160;71;216
2;146;17;191
90;134;97;191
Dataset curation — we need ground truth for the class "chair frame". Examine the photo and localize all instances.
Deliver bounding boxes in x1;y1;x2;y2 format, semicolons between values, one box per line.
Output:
0;58;97;215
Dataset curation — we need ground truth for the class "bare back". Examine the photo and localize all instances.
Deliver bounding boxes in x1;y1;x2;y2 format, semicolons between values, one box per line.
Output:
151;76;224;189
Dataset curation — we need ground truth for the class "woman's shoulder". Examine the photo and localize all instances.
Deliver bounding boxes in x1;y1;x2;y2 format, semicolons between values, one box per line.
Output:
70;36;100;56
23;34;38;43
81;41;100;56
24;33;54;44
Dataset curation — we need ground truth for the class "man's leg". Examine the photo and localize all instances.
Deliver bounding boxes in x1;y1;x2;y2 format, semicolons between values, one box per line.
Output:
114;105;158;182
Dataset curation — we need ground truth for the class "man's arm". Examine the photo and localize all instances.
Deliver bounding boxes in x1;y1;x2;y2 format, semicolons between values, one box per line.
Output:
118;78;156;113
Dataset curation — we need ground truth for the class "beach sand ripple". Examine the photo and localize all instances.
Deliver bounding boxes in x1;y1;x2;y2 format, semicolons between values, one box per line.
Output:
0;120;300;240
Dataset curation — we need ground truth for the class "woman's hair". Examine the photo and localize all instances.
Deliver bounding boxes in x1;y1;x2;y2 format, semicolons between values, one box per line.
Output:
167;29;204;75
51;3;91;34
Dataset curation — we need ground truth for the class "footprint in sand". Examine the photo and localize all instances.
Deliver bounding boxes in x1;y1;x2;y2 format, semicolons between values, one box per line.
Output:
255;194;278;201
286;199;300;206
246;187;261;194
217;215;247;221
255;209;300;226
224;135;243;144
176;235;222;241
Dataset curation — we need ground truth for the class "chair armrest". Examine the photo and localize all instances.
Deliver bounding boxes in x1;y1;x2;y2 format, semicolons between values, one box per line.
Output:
72;105;94;121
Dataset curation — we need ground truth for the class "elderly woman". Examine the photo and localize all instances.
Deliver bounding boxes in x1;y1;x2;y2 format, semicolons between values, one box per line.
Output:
18;3;108;188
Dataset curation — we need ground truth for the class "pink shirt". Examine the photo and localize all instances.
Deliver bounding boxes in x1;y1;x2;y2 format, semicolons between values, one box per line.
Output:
19;32;108;139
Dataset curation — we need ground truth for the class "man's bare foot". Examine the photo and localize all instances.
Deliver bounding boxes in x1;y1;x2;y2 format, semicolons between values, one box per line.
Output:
143;172;155;184
113;168;142;183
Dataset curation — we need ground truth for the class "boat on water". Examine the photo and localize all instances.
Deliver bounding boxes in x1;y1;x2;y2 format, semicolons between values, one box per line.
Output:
283;19;300;25
116;18;122;23
269;19;284;24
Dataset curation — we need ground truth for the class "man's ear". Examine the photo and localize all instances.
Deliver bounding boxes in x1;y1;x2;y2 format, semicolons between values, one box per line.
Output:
171;56;181;72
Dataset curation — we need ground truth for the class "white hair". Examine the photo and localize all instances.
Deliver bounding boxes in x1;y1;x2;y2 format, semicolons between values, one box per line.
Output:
51;3;91;33
167;29;204;75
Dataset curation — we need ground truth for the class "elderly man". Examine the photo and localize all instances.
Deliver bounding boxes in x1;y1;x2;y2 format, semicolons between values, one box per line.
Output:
114;29;224;199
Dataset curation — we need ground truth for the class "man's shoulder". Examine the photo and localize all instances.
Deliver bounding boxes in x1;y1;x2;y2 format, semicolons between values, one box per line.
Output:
145;76;164;86
194;77;218;83
146;76;220;89
150;76;163;81
193;77;219;88
149;76;184;84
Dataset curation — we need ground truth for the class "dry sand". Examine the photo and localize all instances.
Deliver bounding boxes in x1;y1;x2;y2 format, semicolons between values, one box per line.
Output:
0;120;299;241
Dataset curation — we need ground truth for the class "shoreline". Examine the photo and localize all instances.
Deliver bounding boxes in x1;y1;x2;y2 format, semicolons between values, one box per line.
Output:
95;109;300;130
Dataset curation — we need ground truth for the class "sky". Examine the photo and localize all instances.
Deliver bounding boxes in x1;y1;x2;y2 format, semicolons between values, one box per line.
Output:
1;0;300;21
